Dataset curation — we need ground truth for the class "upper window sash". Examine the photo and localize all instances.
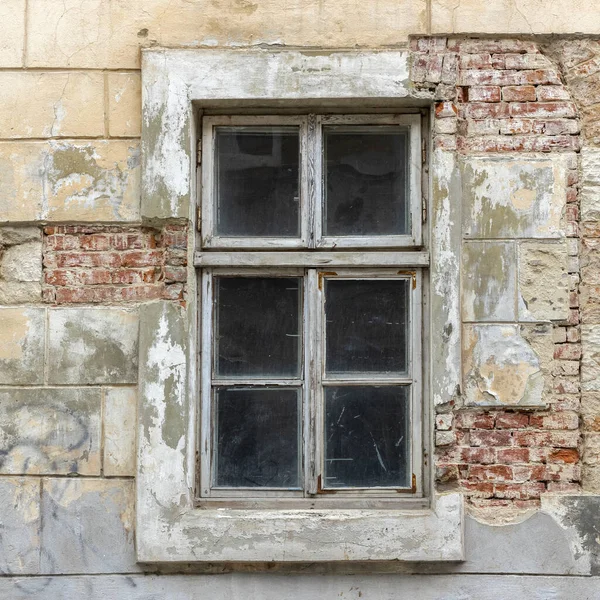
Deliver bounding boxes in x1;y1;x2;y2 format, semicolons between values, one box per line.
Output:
200;114;422;250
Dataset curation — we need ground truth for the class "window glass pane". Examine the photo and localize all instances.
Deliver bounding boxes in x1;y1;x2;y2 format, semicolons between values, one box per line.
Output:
324;386;410;488
323;126;409;236
215;126;300;237
214;388;301;488
215;277;302;377
325;279;409;375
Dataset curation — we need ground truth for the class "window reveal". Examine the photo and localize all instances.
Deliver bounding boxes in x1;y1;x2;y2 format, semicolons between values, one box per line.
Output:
197;113;425;500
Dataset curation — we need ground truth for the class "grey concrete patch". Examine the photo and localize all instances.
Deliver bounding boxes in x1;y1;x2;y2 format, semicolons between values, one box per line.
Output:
0;388;101;475
40;478;139;574
0;307;45;385
2;574;600;600
0;477;41;575
48;308;138;384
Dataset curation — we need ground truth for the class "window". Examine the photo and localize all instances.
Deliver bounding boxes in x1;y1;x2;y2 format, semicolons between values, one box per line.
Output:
197;114;426;502
138;47;463;563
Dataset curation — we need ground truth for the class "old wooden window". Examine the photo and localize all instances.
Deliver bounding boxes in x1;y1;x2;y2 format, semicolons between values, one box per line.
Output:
196;113;427;502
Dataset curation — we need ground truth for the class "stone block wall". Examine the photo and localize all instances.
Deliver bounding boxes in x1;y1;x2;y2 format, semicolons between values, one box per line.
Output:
2;0;600;596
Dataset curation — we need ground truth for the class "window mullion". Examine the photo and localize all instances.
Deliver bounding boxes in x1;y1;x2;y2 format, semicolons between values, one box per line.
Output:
199;269;213;497
307;113;321;249
305;268;319;495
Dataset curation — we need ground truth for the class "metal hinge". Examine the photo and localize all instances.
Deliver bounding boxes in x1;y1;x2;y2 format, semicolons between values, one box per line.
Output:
197;205;202;231
421;138;427;165
422;200;427;224
197;140;202;165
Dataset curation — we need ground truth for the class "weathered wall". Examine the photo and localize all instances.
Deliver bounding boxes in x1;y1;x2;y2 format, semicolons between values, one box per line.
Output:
2;1;600;597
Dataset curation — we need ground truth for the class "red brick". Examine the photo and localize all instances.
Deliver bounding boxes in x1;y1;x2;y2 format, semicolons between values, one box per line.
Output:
529;412;579;430
434;135;457;151
435;101;458;118
546;482;581;493
567;187;579;202
493;482;546;499
462;135;580;153
516;69;562;85
455;412;495;429
412;53;443;83
44;235;81;251
470;430;513;447
442;53;459;84
461;481;495;497
499;118;533;134
79;234;112;251
491;54;506;69
504;53;551;70
566;327;581;343
164;265;187;283
166;248;187;266
548;449;579;464
502;85;536;101
460;447;496;464
554;343;582;360
459;53;492;69
509;101;577;118
496;447;530;463
467;86;501;102
537;85;571;101
412;37;447;52
120;250;164;268
111;268;159;285
163;283;185;301
565;204;579;221
554;377;580;395
513;431;579;448
469;465;513;482
48;252;122;269
464;102;510;119
495;412;530;429
447;39;538;54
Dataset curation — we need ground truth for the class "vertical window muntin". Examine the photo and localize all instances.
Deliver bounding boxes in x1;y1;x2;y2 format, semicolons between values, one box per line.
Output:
198;113;425;501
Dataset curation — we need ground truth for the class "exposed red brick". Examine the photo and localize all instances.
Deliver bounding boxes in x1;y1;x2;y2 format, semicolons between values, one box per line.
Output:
467;86;501;102
508;101;577;118
455;412;495;429
470;430;513;447
502;85;536;102
529;412;579;430
495;412;529;429
459;53;492;70
537;85;571;101
496;447;530;463
469;465;513;482
493;482;546;499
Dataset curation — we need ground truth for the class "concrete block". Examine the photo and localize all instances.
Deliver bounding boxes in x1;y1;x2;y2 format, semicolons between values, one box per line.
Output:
432;0;600;34
463;324;549;407
0;241;42;282
0;477;41;575
27;0;427;69
462;241;516;321
582;325;600;392
0;141;141;224
107;73;141;137
0;388;101;475
518;240;570;322
40;478;138;574
0;0;25;67
103;387;136;477
0;72;104;138
48;308;139;385
461;155;568;239
0;308;45;385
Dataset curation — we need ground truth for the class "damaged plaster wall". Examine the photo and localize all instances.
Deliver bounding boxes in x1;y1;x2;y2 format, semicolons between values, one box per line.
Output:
1;0;600;597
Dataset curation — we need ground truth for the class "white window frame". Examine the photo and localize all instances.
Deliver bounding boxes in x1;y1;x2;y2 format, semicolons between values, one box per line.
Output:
138;47;464;563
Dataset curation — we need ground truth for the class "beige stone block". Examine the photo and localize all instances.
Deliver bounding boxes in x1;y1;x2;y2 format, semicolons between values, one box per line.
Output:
0;226;41;246
582;325;600;392
0;282;41;304
580;148;600;222
0;241;42;282
432;0;600;34
461;155;569;240
103;387;136;477
0;308;45;385
518;241;570;322
463;324;549;407
27;0;427;69
48;308;139;385
0;141;140;223
0;0;25;67
108;73;141;137
0;388;101;475
462;241;516;322
582;393;600;431
0;72;104;138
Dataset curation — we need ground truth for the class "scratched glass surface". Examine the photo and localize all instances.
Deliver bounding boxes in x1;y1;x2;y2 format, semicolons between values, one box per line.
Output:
215;277;302;377
214;388;301;488
214;127;300;237
325;279;409;375
323;126;409;236
324;386;410;488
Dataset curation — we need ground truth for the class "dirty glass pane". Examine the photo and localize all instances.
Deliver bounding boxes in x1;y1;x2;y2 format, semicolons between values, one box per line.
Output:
323;126;409;236
214;387;301;488
325;279;409;375
215;277;302;377
324;386;410;488
214;126;300;237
